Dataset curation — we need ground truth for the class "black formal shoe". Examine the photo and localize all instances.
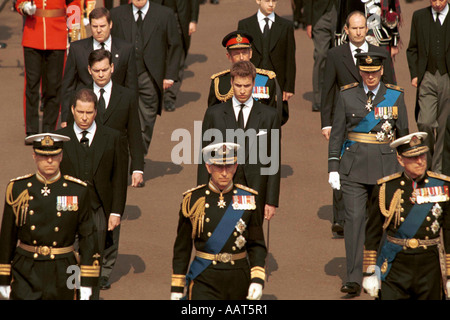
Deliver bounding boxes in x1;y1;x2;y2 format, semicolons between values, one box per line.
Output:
164;102;176;112
136;181;145;188
331;223;344;236
312;104;320;112
99;277;111;290
210;0;219;4
340;282;361;295
293;21;300;30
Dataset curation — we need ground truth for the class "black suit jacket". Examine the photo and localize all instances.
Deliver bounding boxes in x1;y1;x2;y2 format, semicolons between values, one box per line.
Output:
304;0;335;28
150;0;199;53
406;5;450;85
238;13;296;94
56;124;127;218
197;100;281;208
320;42;396;128
110;3;183;107
61;36;138;122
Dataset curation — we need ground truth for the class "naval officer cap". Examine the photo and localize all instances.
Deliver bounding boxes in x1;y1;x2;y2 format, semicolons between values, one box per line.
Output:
25;133;70;156
355;51;387;72
390;132;429;158
222;30;253;50
202;142;240;165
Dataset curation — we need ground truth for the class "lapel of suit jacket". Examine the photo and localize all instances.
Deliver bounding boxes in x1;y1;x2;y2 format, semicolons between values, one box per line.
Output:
343;43;361;81
120;5;135;42
422;8;433;56
103;82;119;123
142;3;159;48
245;100;262;159
269;14;283;52
249;14;263;55
111;37;121;68
223;101;238;136
91;124;109;175
65;127;82;175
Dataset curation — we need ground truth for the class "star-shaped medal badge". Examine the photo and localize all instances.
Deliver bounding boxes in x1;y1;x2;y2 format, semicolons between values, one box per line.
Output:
41;186;51;196
218;196;226;209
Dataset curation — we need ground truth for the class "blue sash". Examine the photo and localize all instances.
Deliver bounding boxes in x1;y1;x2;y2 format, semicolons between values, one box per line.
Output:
185;188;251;285
376;177;444;280
253;74;269;101
340;88;401;157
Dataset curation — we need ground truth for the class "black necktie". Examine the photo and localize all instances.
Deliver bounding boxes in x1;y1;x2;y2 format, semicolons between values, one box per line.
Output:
80;131;89;147
100;42;105;50
97;88;106;123
137;10;143;29
367;91;374;103
237;104;245;129
435;12;441;26
263;17;270;38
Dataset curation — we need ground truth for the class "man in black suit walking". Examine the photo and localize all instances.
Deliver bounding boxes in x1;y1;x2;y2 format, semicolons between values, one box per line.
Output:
150;0;199;112
61;7;138;126
110;0;183;155
237;0;296;121
198;61;281;222
407;0;450;174
321;10;396;237
304;0;338;111
56;88;126;299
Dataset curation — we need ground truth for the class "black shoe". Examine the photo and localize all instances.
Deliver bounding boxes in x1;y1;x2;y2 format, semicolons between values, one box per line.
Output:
293;21;300;30
210;0;219;3
312;104;320;112
340;282;360;295
99;277;111;290
164;102;176;112
332;222;344;236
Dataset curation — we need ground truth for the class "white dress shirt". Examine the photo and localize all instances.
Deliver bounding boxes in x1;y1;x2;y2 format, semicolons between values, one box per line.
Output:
349;41;369;65
432;4;448;25
73;121;97;147
93;35;112;52
93;80;112;110
257;10;275;33
232;96;253;128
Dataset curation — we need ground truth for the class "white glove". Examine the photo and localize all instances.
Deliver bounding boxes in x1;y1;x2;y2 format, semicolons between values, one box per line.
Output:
79;286;92;300
0;285;11;299
446;280;450;299
362;266;380;298
170;292;183;300
328;171;341;190
246;283;263;300
23;2;36;15
83;17;90;26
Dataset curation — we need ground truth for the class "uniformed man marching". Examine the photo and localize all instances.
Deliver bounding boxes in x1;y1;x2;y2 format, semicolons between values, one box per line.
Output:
0;133;100;300
171;142;267;300
328;51;409;295
363;132;450;300
208;30;286;125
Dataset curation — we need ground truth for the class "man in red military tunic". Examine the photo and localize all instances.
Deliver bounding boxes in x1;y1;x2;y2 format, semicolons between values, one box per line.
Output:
16;0;81;141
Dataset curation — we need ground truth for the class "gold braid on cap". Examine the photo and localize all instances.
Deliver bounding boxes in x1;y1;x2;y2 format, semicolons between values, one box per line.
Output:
6;182;30;227
182;193;206;239
379;183;403;230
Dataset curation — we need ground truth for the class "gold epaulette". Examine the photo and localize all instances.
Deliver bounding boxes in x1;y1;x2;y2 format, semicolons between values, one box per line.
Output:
340;82;359;91
10;173;33;182
182;184;206;196
377;172;402;185
210;69;230;80
427;171;450;182
235;184;258;195
256;68;277;79
64;175;87;187
385;83;404;92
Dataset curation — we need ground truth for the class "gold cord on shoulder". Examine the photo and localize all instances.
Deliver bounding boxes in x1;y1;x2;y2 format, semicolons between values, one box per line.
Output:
182;193;206;239
6;182;30;227
379;183;402;230
214;77;234;102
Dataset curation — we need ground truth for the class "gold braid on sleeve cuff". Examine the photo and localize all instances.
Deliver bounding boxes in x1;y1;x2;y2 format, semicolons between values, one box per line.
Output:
251;266;265;282
171;274;186;288
446;254;450;278
80;262;100;278
363;250;378;274
0;264;11;276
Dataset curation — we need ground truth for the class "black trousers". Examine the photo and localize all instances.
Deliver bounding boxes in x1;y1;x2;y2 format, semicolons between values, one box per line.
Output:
380;249;444;300
23;47;65;134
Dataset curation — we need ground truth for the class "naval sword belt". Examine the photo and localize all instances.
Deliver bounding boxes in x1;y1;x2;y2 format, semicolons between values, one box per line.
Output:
196;251;247;264
35;8;67;18
387;235;440;249
18;242;74;256
347;132;391;144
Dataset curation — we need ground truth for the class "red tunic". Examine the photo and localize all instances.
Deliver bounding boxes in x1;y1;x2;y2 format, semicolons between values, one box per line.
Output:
16;0;81;50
